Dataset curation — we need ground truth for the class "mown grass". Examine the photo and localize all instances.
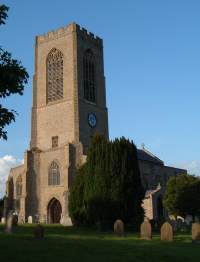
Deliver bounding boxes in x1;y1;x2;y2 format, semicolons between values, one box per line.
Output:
0;224;199;262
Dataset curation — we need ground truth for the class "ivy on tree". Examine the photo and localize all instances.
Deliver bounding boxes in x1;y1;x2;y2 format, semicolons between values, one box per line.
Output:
0;4;29;140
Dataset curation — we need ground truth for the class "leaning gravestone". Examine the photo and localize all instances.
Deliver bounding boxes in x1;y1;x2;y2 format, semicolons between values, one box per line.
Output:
192;223;200;243
5;212;13;233
34;224;44;239
28;216;33;224
1;217;5;224
140;220;152;240
161;222;173;241
114;219;124;237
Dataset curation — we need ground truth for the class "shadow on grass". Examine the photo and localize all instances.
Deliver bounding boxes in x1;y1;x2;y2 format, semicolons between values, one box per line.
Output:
0;225;199;262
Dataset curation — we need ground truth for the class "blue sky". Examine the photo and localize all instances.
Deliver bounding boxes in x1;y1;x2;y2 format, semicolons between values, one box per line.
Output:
0;0;200;192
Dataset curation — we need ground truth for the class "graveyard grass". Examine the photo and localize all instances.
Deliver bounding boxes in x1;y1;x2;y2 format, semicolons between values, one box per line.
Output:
0;224;200;262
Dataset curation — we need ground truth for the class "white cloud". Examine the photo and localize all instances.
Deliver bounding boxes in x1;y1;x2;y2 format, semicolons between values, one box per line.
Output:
171;160;200;176
0;155;23;198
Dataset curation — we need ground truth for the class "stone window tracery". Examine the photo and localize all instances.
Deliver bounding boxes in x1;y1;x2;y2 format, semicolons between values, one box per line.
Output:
16;175;22;197
46;48;63;103
48;161;60;185
83;49;96;103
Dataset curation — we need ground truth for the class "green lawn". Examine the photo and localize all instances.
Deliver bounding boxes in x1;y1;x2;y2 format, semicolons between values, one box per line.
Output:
0;224;199;262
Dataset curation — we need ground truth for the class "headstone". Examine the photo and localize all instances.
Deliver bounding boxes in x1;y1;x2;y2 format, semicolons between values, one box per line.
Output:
34;224;44;239
5;212;13;233
34;214;39;224
28;216;33;224
140;220;152;240
1;217;5;224
18;216;25;224
61;215;72;226
12;215;18;226
161;222;173;241
192;223;200;243
114;219;124;237
170;220;178;232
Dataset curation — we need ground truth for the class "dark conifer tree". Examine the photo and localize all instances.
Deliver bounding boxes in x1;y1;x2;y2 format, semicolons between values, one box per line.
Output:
69;135;144;228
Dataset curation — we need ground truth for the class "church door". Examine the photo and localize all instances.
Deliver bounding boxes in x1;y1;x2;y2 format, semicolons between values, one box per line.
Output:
47;198;62;224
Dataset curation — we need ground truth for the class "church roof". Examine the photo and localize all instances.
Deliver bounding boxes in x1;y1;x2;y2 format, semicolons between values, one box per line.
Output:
137;148;164;166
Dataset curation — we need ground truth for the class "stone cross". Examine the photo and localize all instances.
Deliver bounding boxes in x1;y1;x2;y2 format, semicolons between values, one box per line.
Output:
114;219;124;237
160;222;173;241
192;223;200;243
140;220;152;240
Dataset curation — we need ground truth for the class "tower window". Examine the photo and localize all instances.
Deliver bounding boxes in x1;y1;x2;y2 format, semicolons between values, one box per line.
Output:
46;48;64;103
16;175;22;197
83;49;96;103
52;136;58;148
48;161;60;185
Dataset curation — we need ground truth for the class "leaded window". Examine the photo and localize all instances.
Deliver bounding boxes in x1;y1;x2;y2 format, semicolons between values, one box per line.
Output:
46;48;64;103
16;175;22;197
52;136;58;148
48;161;60;185
83;49;96;102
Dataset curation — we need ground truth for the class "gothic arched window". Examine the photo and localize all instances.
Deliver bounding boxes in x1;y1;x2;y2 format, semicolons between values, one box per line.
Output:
46;48;63;103
16;175;22;197
48;161;60;185
83;49;96;103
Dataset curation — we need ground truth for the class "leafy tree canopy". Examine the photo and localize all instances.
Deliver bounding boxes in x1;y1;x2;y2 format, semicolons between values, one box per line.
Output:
164;173;200;219
0;4;29;140
0;4;8;25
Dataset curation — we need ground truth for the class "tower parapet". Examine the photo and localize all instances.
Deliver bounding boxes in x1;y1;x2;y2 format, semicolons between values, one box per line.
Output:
36;23;103;47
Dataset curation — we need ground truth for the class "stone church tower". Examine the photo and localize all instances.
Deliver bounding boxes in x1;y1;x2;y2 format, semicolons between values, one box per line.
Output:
6;23;108;224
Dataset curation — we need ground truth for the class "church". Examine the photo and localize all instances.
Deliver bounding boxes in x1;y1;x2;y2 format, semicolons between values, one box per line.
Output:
5;23;186;224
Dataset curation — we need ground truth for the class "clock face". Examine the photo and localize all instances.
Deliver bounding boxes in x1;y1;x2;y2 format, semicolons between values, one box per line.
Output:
88;113;97;128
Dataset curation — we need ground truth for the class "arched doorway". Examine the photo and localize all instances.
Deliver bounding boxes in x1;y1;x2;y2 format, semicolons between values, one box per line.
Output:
47;198;62;224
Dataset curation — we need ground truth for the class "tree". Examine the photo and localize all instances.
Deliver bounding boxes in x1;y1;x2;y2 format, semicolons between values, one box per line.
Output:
0;5;29;140
0;197;5;219
69;135;144;229
164;174;200;220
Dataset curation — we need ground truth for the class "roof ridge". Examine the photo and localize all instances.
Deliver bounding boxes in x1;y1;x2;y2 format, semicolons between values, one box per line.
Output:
141;148;164;164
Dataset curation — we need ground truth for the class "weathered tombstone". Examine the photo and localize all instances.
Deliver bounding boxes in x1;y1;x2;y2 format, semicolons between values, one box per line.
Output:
61;216;72;226
1;217;5;224
12;215;18;226
180;223;187;233
192;223;200;243
34;224;44;239
140;220;152;240
18;216;25;224
161;222;173;241
34;214;39;224
28;216;33;224
114;219;124;237
5;212;13;233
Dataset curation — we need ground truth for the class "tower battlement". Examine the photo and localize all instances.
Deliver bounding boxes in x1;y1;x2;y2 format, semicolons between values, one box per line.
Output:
36;23;103;47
